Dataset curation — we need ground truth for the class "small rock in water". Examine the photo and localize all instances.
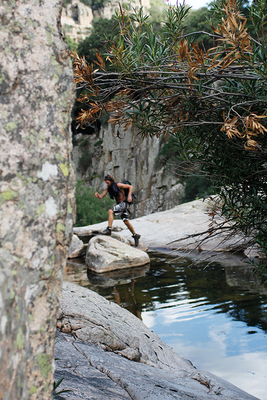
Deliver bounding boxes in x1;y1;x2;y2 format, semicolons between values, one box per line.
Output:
86;236;150;273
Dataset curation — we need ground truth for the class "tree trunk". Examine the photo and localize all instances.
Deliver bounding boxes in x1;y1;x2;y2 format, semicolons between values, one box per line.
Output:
0;1;75;399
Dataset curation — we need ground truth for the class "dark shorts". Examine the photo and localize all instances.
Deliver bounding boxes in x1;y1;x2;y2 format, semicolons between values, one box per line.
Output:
112;201;129;221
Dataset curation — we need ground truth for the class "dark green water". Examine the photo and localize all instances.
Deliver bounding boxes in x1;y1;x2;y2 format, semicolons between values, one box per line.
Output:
64;251;267;399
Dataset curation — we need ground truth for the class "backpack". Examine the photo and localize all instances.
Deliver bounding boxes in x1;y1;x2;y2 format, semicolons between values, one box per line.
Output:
107;183;121;200
121;180;136;205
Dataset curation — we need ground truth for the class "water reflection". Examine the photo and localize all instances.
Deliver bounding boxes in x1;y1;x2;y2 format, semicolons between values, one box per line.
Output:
64;252;267;330
87;264;150;288
64;251;267;399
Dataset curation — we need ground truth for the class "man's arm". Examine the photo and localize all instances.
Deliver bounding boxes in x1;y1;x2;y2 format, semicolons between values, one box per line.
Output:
95;187;108;199
117;182;133;202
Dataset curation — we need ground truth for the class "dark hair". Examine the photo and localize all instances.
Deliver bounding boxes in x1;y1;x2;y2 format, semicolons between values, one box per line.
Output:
104;174;115;183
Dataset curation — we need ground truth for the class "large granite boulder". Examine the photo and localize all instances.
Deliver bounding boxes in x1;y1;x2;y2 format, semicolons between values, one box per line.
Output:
85;235;150;273
55;282;258;400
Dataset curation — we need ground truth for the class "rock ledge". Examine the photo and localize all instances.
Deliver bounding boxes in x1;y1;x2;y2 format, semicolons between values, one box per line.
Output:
55;282;259;400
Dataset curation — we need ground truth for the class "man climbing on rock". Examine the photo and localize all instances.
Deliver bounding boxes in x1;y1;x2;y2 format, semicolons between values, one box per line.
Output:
94;174;141;247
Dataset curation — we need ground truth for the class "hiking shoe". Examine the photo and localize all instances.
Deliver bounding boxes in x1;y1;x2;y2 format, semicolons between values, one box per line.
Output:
133;233;141;247
101;227;111;235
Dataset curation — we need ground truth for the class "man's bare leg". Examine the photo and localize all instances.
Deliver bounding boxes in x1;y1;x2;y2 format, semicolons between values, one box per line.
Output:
101;209;113;235
108;209;114;228
124;219;135;234
124;220;141;247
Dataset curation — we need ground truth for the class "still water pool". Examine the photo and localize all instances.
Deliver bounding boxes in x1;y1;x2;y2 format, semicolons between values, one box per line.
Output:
64;250;267;399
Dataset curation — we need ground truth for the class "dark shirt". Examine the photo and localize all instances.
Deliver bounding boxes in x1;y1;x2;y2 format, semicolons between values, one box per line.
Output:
108;183;125;203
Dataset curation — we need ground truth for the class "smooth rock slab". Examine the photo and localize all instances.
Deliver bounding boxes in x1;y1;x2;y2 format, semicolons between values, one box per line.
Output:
74;198;252;254
56;282;259;400
85;235;150;273
54;333;132;400
56;331;251;400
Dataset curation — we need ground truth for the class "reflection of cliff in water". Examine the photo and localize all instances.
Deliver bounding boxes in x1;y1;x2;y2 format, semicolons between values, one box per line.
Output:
64;251;267;334
144;253;267;334
223;264;267;333
225;264;267;295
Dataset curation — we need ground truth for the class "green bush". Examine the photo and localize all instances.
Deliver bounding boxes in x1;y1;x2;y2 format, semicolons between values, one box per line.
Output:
64;35;78;52
155;135;180;168
75;180;114;226
77;16;120;64
182;175;215;203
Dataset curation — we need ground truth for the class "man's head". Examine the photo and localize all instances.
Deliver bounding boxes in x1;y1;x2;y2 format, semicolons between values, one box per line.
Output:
104;174;115;187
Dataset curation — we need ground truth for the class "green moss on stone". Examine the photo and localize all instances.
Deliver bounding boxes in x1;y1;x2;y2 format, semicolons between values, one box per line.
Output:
59;163;69;177
67;201;73;214
0;73;6;83
36;204;46;217
10;288;15;299
5;121;17;131
53;74;59;83
37;353;52;379
16;327;24;350
56;223;65;233
16;305;20;320
30;386;37;395
1;188;18;201
18;201;25;210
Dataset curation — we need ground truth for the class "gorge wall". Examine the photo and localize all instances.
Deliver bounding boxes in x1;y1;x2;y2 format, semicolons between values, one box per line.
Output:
61;0;183;218
73;124;184;218
61;0;151;41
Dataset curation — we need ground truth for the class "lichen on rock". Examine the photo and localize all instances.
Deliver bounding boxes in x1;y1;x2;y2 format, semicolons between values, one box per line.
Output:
0;1;75;399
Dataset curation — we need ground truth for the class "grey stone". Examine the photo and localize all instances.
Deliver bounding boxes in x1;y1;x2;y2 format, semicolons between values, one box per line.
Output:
110;231;131;245
75;198;252;256
85;236;150;273
54;334;131;399
68;234;85;258
0;1;75;398
56;282;259;400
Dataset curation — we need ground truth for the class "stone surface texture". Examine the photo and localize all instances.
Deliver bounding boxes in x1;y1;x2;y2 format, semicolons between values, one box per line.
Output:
55;282;259;400
0;1;75;399
68;234;84;258
85;235;150;272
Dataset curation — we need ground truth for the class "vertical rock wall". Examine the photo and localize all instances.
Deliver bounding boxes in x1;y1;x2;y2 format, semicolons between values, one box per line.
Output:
61;0;152;42
0;1;75;399
73;124;184;218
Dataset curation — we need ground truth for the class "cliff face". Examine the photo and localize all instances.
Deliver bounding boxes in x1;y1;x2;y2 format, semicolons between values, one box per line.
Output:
73;124;184;218
62;1;183;217
61;0;151;41
61;0;93;40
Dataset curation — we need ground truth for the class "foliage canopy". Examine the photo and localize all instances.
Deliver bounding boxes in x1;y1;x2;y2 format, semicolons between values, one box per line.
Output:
72;0;267;264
